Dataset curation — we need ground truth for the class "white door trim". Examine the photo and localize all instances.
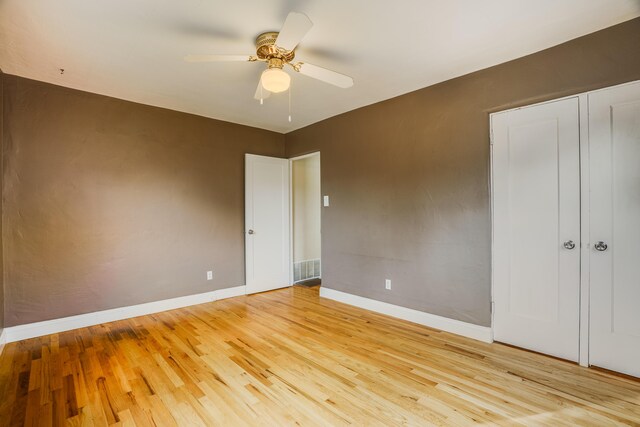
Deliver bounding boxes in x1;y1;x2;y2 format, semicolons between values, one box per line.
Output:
289;152;321;161
490;79;640;368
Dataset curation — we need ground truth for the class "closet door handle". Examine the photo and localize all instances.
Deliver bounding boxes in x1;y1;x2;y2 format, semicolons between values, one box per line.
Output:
594;241;608;251
563;240;576;250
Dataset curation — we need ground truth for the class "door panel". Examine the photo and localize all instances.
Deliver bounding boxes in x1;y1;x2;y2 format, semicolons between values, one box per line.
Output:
245;154;290;294
492;98;580;361
589;81;640;377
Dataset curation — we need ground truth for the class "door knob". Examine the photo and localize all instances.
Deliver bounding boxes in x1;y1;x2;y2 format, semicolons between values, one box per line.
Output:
563;240;576;250
594;241;608;251
248;229;255;235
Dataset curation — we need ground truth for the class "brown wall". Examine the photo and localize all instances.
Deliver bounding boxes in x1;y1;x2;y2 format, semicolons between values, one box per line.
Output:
285;18;640;326
3;18;639;329
2;75;284;327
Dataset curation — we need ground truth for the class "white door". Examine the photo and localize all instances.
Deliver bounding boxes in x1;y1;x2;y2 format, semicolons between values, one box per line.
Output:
589;81;640;377
492;98;581;361
245;154;290;294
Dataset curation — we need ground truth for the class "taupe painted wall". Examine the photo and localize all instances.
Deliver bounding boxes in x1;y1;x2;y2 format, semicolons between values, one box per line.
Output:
285;18;640;326
2;18;639;329
2;75;284;327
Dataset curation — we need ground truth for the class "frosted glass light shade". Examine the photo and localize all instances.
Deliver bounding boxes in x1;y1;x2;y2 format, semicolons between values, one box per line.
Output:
261;68;291;93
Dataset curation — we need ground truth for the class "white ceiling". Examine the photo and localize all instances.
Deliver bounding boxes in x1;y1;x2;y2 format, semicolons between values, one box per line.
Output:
1;1;639;133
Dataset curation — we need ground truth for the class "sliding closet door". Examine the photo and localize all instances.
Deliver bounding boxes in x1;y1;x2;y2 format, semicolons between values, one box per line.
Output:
589;81;640;378
492;98;580;361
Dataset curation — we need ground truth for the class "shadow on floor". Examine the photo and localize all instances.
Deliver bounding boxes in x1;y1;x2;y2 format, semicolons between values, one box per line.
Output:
294;278;321;287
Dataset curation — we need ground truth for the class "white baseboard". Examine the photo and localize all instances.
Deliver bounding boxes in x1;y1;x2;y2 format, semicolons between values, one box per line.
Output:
319;287;493;343
215;285;246;301
3;285;246;343
0;328;7;357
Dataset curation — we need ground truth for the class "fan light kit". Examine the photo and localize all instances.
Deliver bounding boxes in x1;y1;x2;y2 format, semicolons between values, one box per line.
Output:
185;12;354;122
261;67;290;93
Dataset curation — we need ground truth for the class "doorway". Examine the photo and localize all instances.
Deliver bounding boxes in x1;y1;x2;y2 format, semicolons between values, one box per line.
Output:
290;153;321;285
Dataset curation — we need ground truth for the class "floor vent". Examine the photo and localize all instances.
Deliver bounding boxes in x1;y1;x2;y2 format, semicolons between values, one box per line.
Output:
294;259;321;283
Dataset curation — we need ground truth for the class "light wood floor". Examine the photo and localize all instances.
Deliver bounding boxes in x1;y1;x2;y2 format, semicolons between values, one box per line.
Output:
1;286;639;426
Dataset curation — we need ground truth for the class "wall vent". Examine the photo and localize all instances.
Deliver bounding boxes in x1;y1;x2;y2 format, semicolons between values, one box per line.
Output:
294;259;321;282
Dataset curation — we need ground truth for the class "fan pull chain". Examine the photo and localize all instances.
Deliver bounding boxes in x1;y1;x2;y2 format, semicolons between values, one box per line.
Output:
288;85;292;122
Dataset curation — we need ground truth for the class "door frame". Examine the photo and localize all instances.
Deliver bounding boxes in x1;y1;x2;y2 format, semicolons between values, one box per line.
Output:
489;79;640;368
289;152;322;286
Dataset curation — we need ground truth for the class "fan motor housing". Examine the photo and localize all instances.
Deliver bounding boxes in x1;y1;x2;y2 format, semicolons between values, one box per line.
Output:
255;32;295;62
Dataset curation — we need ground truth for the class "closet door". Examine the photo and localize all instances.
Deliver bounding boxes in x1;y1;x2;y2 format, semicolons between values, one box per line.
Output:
589;81;640;377
492;98;581;361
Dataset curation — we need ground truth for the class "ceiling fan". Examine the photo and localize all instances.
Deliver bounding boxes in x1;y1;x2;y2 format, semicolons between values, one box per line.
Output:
184;12;354;103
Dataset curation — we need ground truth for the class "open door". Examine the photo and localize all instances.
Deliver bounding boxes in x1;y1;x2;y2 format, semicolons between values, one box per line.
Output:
245;154;290;294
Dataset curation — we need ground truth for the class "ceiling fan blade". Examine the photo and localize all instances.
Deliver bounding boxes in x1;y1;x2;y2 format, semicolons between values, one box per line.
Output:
296;63;354;88
184;54;252;63
275;12;313;51
254;79;271;101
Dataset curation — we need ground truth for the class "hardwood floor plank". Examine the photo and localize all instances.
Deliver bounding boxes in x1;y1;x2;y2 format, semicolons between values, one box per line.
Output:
1;285;639;426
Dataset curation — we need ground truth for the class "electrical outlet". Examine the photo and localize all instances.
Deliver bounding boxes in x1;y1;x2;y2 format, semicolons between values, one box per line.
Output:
385;279;391;290
207;271;213;280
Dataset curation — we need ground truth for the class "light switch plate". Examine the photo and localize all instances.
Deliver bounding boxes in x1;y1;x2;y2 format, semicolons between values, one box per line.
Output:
323;195;329;207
